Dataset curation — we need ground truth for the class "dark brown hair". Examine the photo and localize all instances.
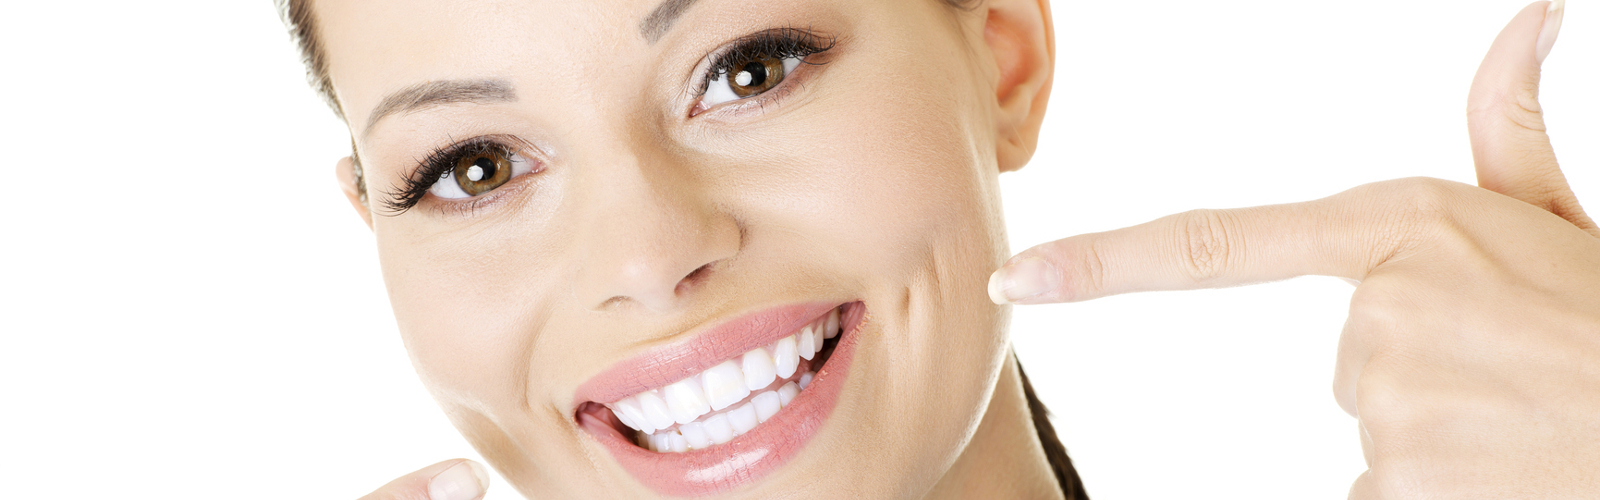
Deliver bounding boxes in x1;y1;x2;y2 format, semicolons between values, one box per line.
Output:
276;1;1084;497
1018;359;1089;498
277;0;340;121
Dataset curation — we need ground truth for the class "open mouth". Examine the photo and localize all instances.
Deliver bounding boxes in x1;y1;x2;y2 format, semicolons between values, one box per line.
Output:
574;301;866;496
608;306;840;452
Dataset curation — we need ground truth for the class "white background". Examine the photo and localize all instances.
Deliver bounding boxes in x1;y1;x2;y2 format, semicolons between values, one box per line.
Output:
1;1;1594;498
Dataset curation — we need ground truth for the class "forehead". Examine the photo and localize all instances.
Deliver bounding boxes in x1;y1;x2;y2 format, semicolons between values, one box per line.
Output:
314;0;856;131
315;0;622;127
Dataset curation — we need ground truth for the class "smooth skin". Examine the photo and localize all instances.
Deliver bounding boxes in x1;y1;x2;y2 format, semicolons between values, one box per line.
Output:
345;1;1599;499
991;2;1600;498
323;0;1063;498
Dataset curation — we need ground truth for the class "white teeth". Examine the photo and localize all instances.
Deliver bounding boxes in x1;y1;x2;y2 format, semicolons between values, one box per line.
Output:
679;421;713;449
661;375;712;425
667;431;688;453
614;411;637;431
701;360;752;412
727;401;759;434
702;413;736;445
778;381;799;406
773;335;799;378
614;397;649;433
633;385;799;453
741;347;778;391
752;390;781;422
798;324;817;361
636;391;676;432
608;309;851;453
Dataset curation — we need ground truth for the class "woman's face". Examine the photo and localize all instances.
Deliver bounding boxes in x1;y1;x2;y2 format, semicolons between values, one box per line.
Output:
318;0;1037;496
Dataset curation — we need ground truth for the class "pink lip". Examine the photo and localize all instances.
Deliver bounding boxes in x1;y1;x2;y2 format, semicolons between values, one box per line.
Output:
576;302;842;406
576;302;867;496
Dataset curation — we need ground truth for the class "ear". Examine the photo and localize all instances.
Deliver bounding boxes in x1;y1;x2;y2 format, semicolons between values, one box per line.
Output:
983;0;1055;172
336;155;374;229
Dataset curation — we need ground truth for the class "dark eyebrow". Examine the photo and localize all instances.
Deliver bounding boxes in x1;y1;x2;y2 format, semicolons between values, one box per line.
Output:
363;79;516;136
639;0;702;43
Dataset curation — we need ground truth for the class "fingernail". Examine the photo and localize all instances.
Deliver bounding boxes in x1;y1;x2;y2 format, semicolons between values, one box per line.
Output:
987;256;1059;304
429;460;489;500
1536;0;1564;63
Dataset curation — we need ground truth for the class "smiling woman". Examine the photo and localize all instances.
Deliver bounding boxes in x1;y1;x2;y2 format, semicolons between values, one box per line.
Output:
277;0;1080;497
9;0;1600;498
268;0;1600;498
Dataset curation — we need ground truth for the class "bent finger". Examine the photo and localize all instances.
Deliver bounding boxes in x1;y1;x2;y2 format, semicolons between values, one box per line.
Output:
1332;315;1369;419
359;459;490;500
1467;0;1597;234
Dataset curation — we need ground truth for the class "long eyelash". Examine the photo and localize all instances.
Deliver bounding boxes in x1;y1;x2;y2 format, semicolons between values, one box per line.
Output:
378;31;831;215
381;136;510;215
696;27;836;97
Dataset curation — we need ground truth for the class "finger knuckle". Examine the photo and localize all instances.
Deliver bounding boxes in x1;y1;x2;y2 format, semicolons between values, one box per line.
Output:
1173;209;1235;284
1346;284;1406;335
1078;238;1112;298
1353;362;1429;435
1468;83;1547;135
1367;178;1473;247
1389;177;1458;220
1355;383;1406;429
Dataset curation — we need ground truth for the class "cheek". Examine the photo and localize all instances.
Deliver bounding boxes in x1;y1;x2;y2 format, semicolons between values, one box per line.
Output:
730;52;1003;288
773;22;1013;476
712;33;1011;427
373;212;568;405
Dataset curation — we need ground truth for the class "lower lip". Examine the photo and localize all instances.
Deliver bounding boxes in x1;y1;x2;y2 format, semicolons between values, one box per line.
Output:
578;302;866;497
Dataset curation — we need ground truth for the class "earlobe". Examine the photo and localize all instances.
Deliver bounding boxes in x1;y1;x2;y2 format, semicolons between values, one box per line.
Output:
983;0;1055;173
336;156;374;229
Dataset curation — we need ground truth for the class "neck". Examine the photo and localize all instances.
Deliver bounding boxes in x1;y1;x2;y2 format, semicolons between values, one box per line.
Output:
927;351;1064;499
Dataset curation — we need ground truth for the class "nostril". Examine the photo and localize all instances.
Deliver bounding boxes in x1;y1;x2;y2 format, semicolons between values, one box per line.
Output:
676;263;716;293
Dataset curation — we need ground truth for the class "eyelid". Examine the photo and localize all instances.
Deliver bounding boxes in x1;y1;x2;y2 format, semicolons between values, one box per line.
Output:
380;134;545;216
687;28;837;116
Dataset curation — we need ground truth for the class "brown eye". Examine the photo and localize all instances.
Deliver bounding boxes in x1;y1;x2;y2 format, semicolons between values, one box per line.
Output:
453;150;513;196
727;54;787;98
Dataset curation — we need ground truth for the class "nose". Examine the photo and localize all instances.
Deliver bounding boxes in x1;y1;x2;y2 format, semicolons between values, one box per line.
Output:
573;152;739;313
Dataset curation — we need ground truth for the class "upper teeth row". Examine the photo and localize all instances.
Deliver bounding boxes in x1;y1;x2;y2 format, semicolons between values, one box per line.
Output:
641;372;813;453
606;308;840;435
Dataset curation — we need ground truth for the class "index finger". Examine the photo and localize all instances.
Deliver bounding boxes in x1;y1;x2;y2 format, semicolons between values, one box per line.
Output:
988;181;1416;304
360;459;489;500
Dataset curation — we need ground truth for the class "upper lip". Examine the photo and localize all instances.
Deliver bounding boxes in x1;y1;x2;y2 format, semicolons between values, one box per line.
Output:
573;301;843;408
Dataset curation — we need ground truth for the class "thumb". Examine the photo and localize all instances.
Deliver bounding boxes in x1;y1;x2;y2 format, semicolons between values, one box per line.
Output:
1467;0;1598;235
359;459;490;500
